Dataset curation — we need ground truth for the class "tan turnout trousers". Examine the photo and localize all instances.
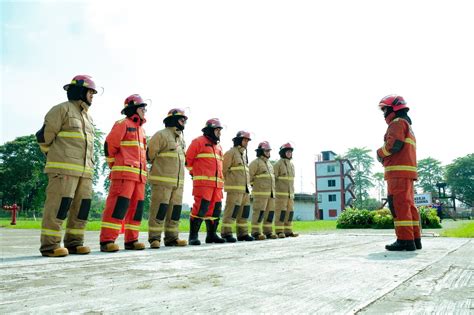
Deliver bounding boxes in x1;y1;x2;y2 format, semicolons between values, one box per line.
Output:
148;185;184;244
251;197;275;236
40;174;92;252
275;198;295;235
221;192;251;237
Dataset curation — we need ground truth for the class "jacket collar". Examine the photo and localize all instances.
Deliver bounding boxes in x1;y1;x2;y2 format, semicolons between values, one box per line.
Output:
70;100;89;112
167;126;182;137
237;145;246;154
127;114;146;126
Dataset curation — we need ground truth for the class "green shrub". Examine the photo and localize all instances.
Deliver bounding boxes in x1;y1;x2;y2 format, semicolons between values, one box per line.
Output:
372;208;394;229
337;207;441;229
336;208;373;228
419;206;442;228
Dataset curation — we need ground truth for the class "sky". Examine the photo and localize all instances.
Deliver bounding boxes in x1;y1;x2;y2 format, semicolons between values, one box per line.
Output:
1;0;473;205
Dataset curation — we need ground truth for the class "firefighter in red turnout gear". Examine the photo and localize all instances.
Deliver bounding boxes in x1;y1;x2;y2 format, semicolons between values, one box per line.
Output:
376;95;421;251
100;94;148;252
186;118;226;245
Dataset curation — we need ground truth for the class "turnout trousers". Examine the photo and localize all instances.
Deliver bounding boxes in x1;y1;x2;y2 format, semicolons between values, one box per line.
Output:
148;185;184;244
191;186;223;221
100;179;145;244
40;174;92;253
251;197;275;236
387;178;421;241
275;197;295;235
221;192;251;238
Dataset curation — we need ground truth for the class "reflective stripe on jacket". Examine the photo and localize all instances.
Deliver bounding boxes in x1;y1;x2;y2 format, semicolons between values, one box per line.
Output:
274;158;295;199
223;146;250;193
377;117;417;180
147;127;185;188
36;100;94;178
249;156;275;197
104;115;147;182
185;135;224;188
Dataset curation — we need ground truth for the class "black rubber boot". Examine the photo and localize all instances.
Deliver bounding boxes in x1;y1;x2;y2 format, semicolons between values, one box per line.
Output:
385;239;416;251
205;220;226;244
237;234;255;241
188;218;203;246
222;234;237;243
414;238;422;250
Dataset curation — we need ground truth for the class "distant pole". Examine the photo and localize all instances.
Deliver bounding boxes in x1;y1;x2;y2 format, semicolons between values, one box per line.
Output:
300;169;303;193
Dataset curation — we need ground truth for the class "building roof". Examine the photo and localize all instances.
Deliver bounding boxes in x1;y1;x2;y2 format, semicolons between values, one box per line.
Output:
294;193;316;201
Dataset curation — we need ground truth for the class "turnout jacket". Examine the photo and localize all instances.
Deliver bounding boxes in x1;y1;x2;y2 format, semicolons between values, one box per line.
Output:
377;117;417;180
36;100;94;178
147;127;186;188
186;135;224;188
273;158;295;199
249;156;275;198
104;114;147;182
223;146;251;193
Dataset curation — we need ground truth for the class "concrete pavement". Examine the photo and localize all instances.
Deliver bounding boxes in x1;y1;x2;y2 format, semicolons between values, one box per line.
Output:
1;228;472;314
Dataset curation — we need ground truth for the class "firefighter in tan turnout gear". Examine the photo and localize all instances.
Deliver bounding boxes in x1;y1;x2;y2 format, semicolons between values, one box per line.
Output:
274;143;299;238
36;75;98;257
249;141;277;240
221;131;254;242
147;108;188;248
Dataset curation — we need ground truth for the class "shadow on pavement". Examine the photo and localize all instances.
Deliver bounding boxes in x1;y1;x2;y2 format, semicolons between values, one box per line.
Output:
366;251;418;261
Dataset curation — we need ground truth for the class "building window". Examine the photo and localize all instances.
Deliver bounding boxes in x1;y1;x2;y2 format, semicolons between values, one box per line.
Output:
328;179;336;187
329;209;338;217
328;194;337;202
327;165;335;172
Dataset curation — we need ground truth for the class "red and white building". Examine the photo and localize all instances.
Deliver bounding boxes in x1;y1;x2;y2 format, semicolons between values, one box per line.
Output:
315;151;355;220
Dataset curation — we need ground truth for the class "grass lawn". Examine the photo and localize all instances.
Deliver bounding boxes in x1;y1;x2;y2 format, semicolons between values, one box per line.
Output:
440;221;474;238
0;219;337;233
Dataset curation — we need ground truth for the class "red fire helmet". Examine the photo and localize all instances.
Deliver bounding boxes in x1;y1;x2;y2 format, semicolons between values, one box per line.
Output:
233;130;252;141
63;75;98;94
257;141;271;151
378;94;409;112
122;94;148;114
279;142;294;151
202;118;223;130
164;108;188;122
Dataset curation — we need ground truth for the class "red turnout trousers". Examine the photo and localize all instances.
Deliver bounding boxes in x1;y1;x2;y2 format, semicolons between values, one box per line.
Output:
387;178;420;240
100;179;145;243
190;186;223;220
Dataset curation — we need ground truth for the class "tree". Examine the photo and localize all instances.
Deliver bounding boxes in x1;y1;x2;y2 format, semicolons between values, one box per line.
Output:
417;157;444;195
342;147;374;209
92;126;105;186
0;128;105;214
373;172;385;201
445;153;474;206
0;135;47;213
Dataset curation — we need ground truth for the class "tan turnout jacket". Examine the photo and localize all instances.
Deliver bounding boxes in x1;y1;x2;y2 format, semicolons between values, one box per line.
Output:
223;146;251;193
249;156;275;197
36;100;94;178
274;158;295;199
147;127;186;188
